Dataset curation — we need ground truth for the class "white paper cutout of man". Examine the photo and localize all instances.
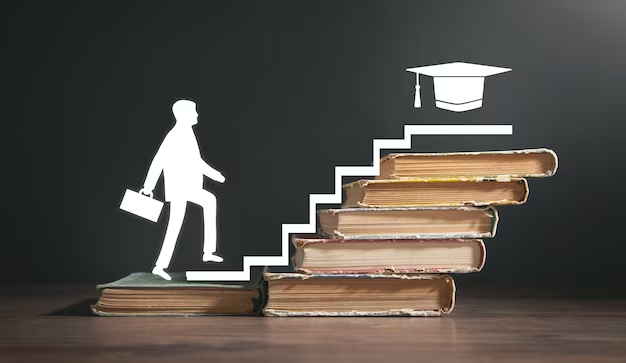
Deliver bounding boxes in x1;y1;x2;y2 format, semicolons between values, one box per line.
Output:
140;99;225;281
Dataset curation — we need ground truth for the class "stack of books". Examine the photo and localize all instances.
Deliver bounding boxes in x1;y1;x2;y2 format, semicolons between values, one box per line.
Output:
263;148;558;316
92;148;557;317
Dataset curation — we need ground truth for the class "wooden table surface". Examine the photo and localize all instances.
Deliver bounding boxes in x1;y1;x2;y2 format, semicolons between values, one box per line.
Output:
0;285;625;363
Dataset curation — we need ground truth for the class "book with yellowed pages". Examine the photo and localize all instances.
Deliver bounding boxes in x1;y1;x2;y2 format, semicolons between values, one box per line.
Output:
343;177;528;208
291;234;485;274
376;148;558;179
91;268;267;316
263;272;455;317
317;206;498;239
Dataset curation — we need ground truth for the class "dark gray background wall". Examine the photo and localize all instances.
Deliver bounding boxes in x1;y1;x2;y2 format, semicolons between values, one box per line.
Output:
6;1;626;293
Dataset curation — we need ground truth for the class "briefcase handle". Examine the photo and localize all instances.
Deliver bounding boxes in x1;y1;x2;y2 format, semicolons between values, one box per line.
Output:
138;188;154;199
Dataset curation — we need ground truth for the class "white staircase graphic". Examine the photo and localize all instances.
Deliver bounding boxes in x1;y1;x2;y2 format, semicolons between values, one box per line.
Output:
186;124;513;281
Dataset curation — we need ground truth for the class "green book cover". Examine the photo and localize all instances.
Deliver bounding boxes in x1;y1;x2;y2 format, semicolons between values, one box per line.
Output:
91;267;268;317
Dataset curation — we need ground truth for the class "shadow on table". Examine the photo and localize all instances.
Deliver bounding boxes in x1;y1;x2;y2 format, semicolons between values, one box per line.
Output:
43;299;98;316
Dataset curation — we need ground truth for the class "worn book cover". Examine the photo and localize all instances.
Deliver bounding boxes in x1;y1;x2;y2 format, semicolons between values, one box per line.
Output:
317;206;499;239
263;272;455;317
291;234;486;274
377;148;558;179
91;267;267;316
342;177;528;208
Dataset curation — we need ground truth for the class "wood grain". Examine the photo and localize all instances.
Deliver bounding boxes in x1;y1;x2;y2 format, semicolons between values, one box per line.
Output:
0;285;625;362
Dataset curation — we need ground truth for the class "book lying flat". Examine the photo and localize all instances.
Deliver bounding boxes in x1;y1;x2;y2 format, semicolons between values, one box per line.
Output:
377;148;558;179
318;206;498;239
91;269;266;316
291;234;485;274
343;177;528;208
263;272;455;317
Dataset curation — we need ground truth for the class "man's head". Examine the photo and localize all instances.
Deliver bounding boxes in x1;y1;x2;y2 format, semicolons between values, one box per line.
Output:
172;99;198;125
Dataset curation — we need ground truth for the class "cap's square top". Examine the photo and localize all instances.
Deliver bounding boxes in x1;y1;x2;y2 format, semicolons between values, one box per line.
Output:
407;62;511;112
406;62;511;77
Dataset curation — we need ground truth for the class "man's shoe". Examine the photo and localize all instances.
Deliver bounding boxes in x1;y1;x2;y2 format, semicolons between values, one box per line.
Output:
203;253;224;263
152;266;172;280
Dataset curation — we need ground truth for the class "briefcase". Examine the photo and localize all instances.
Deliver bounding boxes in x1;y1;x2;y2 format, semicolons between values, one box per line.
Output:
120;189;164;222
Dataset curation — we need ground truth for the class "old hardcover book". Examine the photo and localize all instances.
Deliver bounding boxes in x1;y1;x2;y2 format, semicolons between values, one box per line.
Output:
263;272;455;317
318;206;498;239
377;148;558;179
291;234;485;274
91;268;267;316
343;177;528;208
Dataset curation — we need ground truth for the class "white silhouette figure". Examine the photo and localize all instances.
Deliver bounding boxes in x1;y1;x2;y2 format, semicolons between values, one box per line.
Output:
140;99;225;281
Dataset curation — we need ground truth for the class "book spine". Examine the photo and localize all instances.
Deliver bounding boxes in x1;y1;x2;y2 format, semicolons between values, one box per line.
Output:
488;206;499;238
254;284;268;316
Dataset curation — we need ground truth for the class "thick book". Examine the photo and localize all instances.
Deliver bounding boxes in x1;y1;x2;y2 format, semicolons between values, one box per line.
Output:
343;177;528;208
263;272;455;317
291;234;485;274
91;268;267;316
377;148;558;179
318;206;498;239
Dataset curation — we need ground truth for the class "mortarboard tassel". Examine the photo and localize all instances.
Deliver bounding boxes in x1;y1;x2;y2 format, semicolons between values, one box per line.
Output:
414;73;421;108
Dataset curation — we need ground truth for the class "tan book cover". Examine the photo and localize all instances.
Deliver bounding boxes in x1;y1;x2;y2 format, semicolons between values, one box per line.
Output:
291;235;486;274
377;148;558;179
343;177;528;208
263;272;455;317
317;206;499;239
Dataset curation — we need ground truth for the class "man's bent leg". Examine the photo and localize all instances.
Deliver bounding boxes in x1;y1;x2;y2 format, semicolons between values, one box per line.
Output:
188;190;222;262
153;201;187;279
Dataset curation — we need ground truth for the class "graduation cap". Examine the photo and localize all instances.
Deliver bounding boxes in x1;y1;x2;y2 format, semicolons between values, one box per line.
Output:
406;62;511;112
